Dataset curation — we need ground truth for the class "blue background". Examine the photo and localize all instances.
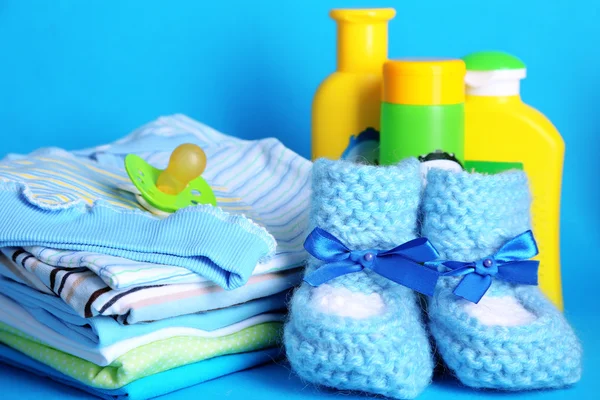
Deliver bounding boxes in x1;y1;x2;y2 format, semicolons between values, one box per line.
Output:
0;0;598;399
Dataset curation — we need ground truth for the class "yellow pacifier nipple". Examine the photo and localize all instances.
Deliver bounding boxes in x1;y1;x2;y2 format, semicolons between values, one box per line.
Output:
157;144;207;195
124;143;217;214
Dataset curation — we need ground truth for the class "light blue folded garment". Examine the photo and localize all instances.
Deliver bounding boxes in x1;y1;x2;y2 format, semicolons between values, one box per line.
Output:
0;114;312;290
0;251;302;323
0;276;287;348
22;245;305;291
0;343;281;400
0;180;273;290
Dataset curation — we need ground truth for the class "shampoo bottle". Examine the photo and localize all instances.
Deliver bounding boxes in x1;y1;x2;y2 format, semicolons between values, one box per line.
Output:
463;51;565;309
379;59;466;182
312;8;395;162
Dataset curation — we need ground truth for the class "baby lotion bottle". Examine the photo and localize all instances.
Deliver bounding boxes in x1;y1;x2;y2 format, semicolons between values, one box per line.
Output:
379;59;466;173
312;8;395;162
463;51;565;310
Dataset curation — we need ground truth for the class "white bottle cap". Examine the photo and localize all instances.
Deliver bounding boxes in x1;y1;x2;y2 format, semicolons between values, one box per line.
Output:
465;69;526;96
463;51;527;97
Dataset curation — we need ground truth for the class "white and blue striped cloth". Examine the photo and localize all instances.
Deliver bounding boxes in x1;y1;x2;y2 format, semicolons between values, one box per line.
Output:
0;114;311;290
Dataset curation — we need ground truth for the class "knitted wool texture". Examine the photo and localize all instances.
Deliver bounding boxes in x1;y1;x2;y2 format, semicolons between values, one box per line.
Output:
421;168;582;390
284;158;433;399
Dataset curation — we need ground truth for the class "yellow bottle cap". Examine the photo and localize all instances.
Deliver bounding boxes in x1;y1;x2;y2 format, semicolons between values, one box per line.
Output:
383;59;466;105
329;8;396;22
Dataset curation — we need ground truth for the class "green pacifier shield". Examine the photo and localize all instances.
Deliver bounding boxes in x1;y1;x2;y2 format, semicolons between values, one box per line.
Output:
125;154;217;213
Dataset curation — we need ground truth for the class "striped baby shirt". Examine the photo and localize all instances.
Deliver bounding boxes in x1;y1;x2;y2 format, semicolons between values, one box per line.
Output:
0;249;302;323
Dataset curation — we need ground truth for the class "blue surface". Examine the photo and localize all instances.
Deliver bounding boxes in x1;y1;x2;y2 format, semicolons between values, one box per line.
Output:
0;0;598;399
0;302;597;399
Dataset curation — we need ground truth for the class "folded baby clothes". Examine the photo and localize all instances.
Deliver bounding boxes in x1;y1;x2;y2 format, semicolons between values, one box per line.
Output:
0;275;287;349
0;114;312;290
22;245;305;290
0;248;302;324
0;115;310;398
0;249;302;323
0;174;274;290
0;344;281;400
0;320;281;389
0;292;284;366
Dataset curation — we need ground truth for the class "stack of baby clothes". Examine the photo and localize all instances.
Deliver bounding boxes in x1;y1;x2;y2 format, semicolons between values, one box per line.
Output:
0;115;311;399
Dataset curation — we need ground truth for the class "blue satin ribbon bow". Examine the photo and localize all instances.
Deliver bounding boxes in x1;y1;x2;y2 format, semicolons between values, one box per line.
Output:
441;230;540;304
303;228;441;296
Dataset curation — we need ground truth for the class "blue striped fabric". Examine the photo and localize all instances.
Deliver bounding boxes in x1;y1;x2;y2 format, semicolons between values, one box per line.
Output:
0;115;311;290
20;245;305;290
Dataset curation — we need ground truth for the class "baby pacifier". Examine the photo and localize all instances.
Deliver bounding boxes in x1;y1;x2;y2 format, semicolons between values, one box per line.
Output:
125;143;217;213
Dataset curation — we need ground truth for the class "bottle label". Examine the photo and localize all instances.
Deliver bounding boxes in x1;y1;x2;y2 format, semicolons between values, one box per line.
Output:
341;127;381;164
464;160;524;174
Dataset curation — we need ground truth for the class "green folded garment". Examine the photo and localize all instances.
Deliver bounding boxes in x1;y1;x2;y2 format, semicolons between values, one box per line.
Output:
0;321;281;389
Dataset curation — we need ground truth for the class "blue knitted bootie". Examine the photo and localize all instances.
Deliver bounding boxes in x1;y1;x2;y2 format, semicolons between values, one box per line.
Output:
422;168;582;391
284;158;434;399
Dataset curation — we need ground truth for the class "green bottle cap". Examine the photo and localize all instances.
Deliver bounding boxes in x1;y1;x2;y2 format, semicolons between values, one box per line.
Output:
462;51;526;71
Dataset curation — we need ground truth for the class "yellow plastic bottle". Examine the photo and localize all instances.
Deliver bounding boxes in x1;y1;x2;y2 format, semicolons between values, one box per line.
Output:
463;51;565;310
312;8;396;162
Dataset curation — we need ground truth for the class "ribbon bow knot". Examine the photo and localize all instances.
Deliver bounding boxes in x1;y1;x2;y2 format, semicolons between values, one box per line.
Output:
473;257;498;276
303;228;441;296
442;230;540;303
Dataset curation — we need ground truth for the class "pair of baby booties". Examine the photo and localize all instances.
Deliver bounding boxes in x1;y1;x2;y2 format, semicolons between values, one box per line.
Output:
284;158;582;399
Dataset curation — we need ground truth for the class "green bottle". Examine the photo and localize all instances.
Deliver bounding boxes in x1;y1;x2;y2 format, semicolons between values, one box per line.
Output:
379;59;466;167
